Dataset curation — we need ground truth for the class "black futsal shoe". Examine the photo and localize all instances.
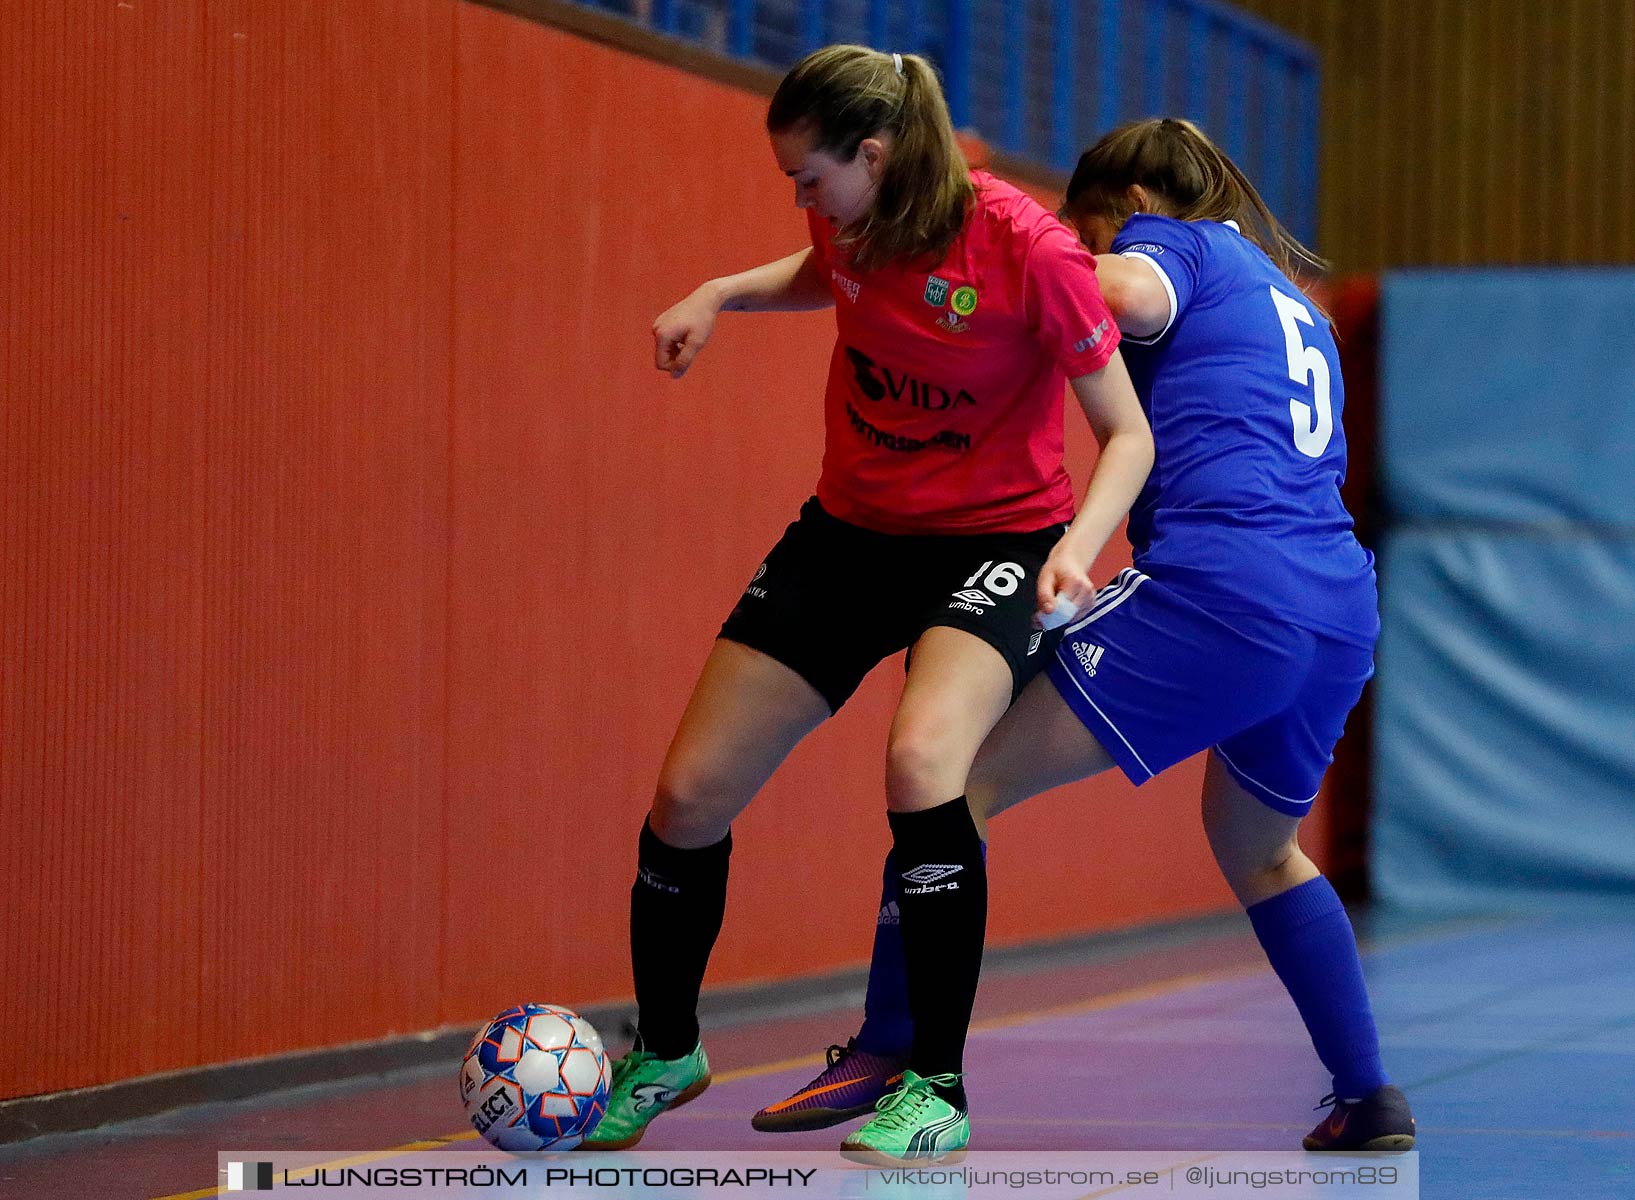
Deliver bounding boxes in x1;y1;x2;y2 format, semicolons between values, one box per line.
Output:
1303;1085;1417;1151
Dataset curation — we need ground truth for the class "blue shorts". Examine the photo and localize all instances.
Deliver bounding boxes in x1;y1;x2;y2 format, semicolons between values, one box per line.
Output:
1044;568;1375;816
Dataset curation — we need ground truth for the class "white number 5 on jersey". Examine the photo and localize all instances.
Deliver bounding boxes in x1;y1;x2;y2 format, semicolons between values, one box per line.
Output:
1270;286;1333;458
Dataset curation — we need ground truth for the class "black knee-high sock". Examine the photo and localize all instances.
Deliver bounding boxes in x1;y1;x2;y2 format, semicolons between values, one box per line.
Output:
630;819;732;1059
888;797;985;1107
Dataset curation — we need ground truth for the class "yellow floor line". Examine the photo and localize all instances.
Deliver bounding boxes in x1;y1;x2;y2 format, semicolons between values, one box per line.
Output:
710;963;1264;1088
150;962;1260;1200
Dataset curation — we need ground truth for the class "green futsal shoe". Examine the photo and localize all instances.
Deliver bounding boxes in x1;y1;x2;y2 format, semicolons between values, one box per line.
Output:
840;1069;970;1165
581;1038;711;1150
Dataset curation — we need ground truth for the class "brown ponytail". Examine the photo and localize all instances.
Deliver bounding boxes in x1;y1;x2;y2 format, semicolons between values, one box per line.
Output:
1062;117;1326;285
767;45;974;272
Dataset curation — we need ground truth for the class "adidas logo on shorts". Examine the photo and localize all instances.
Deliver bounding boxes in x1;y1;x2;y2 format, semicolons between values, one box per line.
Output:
1074;642;1106;676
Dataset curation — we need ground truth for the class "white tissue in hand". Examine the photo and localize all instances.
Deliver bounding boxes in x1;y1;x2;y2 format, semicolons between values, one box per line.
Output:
1038;594;1080;631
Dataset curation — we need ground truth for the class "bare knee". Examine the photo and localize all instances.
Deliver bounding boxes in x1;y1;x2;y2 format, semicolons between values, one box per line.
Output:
652;759;742;848
963;754;1020;835
1199;755;1320;904
1211;827;1302;888
1205;812;1314;904
884;720;972;813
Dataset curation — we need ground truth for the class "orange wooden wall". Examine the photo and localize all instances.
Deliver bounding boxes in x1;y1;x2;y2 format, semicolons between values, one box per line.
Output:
1233;0;1635;270
1;2;1247;1101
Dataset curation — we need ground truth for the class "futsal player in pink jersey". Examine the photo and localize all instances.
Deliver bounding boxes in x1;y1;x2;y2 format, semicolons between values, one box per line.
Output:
767;118;1415;1162
582;43;1153;1151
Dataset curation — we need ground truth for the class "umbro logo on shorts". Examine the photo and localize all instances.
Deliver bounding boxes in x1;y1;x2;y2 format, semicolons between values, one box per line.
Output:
950;588;994;607
1074;642;1106;676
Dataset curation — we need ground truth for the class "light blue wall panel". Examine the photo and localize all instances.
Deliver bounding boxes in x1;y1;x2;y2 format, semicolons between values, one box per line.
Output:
1381;271;1635;528
1374;530;1635;908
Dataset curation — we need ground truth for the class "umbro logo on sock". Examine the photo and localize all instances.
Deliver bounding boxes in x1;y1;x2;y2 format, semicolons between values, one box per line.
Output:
902;863;963;896
637;866;680;894
901;864;963;885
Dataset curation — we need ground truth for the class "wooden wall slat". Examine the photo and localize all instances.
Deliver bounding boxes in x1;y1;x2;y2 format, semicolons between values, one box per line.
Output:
2;0;1239;1102
2;0;455;1098
1232;0;1635;269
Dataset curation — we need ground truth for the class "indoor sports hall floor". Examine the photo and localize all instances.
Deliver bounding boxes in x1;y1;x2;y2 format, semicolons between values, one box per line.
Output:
1;910;1630;1199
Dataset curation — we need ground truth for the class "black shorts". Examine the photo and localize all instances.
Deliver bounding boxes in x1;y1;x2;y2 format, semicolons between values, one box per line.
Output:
719;497;1069;712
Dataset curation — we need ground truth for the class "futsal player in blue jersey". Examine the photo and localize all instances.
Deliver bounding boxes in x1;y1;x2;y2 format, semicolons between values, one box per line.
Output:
761;118;1416;1161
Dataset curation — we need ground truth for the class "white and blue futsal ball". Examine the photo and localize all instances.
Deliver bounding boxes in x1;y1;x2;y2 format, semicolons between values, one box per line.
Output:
460;1004;610;1150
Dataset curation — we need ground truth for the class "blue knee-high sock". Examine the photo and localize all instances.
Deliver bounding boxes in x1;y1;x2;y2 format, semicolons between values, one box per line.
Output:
855;843;986;1057
1247;875;1388;1100
855;850;912;1056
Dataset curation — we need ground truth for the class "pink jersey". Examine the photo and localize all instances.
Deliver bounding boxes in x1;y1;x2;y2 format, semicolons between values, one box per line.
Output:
809;171;1119;535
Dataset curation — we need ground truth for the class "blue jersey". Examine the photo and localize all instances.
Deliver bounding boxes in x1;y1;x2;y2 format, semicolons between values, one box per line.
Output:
1109;214;1377;646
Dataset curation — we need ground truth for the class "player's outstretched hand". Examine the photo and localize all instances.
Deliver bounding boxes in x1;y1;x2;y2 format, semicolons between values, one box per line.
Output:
1035;544;1097;629
653;287;721;379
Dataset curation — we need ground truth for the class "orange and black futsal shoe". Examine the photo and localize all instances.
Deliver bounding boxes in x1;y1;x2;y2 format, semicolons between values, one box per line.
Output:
1303;1085;1417;1151
752;1039;907;1132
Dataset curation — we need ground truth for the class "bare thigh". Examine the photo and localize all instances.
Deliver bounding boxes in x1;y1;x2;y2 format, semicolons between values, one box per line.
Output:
965;671;1118;839
651;639;831;847
1200;752;1317;907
